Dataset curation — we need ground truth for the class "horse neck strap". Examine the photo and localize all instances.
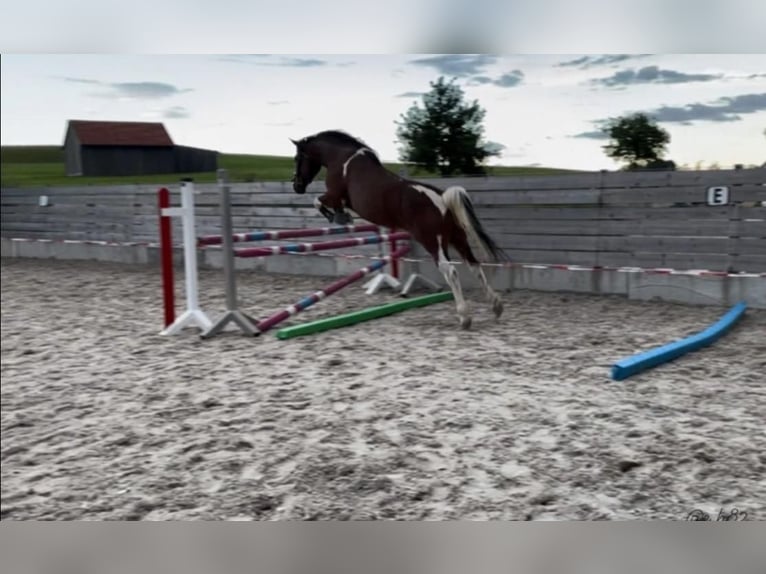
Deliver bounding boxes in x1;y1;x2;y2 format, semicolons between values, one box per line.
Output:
342;147;373;177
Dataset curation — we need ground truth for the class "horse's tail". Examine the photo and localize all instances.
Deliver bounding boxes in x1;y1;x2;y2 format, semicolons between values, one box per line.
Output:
442;185;509;263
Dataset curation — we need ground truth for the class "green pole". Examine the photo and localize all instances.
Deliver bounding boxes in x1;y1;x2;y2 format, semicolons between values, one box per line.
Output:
275;291;454;340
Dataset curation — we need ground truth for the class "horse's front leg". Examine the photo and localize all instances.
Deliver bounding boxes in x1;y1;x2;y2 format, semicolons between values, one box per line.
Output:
313;195;336;223
314;193;353;225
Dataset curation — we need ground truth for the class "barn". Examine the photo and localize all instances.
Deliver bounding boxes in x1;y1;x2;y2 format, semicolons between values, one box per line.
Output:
63;120;218;177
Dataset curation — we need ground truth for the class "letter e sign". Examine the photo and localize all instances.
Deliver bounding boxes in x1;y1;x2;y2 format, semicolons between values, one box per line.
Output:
706;186;729;206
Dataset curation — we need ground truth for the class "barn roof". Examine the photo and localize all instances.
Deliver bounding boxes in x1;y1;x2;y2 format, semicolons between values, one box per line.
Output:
67;120;174;147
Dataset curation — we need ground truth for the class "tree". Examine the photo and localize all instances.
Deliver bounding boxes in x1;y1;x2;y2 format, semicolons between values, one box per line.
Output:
601;113;671;170
395;76;500;176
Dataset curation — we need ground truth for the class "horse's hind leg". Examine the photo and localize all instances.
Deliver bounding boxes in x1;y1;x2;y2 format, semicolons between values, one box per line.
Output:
450;230;504;319
433;234;472;330
472;264;504;319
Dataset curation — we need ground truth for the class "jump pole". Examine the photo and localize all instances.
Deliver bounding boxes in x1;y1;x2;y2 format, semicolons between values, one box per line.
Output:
198;223;381;246
253;244;411;335
275;291;454;340
611;301;748;381
232;232;410;259
159;179;213;336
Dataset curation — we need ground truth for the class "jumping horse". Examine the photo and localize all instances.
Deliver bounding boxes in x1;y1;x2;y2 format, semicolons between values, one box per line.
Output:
290;130;508;330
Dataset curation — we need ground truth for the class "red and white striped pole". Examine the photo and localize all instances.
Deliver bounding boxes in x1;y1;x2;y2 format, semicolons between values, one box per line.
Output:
254;244;411;334
233;232;410;258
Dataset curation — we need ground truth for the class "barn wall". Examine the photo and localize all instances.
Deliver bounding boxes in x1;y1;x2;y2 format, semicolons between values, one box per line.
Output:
174;145;218;172
80;146;176;176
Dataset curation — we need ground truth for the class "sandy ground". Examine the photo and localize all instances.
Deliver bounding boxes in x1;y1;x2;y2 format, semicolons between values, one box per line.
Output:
1;257;764;521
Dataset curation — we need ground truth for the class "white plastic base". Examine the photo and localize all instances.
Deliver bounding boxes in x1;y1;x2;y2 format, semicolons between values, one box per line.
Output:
160;309;213;336
200;310;260;339
400;273;442;297
362;272;401;295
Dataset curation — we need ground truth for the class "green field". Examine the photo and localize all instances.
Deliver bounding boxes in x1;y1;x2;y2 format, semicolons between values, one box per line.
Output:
1;145;581;188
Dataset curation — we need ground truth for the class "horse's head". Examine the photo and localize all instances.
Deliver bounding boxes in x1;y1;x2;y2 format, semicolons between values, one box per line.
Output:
290;137;322;194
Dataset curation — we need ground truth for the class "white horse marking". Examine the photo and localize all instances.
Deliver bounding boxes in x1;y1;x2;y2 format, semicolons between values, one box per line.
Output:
436;234;471;328
412;185;447;215
342;147;373;178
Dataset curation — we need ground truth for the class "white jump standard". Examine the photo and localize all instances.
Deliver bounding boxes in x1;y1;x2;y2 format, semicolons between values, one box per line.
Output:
159;179;213;336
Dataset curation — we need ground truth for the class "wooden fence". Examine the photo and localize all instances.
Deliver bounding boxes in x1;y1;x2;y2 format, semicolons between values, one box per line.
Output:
2;168;764;272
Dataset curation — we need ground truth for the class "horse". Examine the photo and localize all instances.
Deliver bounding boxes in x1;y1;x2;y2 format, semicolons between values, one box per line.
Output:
290;129;508;330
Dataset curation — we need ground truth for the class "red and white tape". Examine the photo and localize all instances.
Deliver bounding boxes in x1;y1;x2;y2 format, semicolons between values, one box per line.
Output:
6;236;764;278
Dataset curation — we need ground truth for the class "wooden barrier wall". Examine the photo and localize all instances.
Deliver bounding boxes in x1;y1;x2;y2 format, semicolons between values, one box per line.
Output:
2;168;764;272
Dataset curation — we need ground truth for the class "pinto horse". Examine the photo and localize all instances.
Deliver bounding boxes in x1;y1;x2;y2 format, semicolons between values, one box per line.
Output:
290;130;508;329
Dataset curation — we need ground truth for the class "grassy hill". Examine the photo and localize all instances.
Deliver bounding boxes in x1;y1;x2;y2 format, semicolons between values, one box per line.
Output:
1;145;583;188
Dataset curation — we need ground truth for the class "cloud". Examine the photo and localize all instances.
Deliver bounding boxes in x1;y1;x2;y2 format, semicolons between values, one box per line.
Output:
467;70;524;88
63;76;192;99
107;81;193;99
407;55;524;89
395;91;426;98
649;92;766;123
493;70;524;87
571;92;766;138
268;100;289;105
557;54;651;68
62;76;100;85
590;66;723;88
163;106;190;119
278;57;327;67
220;55;328;67
484;141;506;155
408;54;498;77
572;130;609;139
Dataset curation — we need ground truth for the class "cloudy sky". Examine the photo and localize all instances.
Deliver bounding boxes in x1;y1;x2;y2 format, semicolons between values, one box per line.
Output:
2;53;764;170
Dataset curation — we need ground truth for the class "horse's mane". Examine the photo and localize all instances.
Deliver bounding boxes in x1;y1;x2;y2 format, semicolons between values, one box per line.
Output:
307;130;382;165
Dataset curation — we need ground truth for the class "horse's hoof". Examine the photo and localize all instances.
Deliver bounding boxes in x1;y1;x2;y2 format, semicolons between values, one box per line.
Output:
492;299;504;318
318;206;335;223
460;316;472;330
333;212;354;225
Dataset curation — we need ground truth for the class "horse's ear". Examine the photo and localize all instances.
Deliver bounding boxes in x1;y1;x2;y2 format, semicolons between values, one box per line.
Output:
289;138;299;146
